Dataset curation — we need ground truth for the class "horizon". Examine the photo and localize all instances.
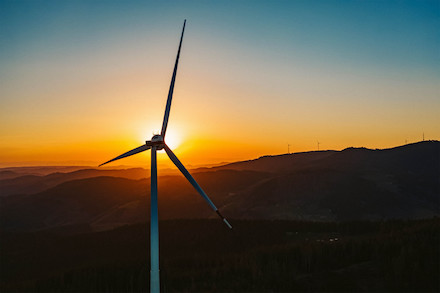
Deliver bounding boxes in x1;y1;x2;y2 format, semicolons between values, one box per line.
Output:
1;1;439;168
1;139;436;169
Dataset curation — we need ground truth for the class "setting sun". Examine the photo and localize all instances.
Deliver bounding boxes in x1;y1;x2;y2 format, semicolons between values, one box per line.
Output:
162;129;183;151
137;128;183;151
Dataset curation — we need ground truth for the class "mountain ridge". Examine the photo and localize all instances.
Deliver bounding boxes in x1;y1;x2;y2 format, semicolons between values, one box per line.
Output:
1;141;438;232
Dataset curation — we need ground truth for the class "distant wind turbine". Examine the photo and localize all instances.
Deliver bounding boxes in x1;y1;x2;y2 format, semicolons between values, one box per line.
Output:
99;20;232;293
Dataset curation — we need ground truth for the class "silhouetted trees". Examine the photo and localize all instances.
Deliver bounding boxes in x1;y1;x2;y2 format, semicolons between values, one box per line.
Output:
1;218;439;292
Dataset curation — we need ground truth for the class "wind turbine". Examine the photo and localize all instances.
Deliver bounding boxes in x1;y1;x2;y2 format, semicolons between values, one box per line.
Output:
99;20;232;293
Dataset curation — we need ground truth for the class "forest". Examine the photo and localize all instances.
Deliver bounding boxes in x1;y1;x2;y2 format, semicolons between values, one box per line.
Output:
1;218;438;292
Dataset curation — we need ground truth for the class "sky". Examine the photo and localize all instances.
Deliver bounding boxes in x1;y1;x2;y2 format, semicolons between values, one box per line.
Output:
1;0;439;168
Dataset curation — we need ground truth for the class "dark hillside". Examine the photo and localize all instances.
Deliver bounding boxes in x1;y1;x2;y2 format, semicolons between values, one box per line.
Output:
1;142;438;232
0;170;269;232
220;141;439;221
0;177;146;231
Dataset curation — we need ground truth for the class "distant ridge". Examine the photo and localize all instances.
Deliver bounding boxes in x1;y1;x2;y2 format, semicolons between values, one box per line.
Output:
0;168;148;197
0;141;438;232
210;140;439;173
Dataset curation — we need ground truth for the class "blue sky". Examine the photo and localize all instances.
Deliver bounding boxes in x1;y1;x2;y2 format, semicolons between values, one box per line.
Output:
2;0;439;72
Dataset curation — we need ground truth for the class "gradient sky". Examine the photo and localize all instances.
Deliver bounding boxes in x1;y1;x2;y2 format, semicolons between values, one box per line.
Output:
1;0;439;167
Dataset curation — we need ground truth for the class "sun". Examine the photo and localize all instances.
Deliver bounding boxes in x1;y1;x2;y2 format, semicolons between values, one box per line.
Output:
163;129;182;150
137;126;183;151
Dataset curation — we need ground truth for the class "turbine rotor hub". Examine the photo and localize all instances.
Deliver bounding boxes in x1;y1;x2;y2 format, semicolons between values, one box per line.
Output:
148;135;165;150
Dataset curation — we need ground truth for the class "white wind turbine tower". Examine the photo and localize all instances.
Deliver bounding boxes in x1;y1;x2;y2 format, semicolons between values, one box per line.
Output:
99;20;232;293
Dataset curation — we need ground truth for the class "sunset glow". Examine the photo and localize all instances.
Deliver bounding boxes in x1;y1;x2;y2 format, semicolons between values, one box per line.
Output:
1;1;439;168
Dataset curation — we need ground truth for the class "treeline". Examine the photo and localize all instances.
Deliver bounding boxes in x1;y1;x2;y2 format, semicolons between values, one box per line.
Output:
1;218;439;292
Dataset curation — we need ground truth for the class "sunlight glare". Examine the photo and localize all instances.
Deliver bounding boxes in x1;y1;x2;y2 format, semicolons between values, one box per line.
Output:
163;129;183;151
138;127;183;152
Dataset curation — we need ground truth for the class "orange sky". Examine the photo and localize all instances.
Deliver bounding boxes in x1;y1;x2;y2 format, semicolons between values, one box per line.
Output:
1;2;439;168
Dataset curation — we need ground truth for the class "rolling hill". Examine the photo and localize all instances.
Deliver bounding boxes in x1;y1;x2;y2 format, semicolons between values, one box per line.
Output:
0;168;148;197
1;141;438;232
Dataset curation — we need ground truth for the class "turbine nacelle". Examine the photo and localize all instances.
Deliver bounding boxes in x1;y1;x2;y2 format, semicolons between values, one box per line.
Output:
147;134;165;150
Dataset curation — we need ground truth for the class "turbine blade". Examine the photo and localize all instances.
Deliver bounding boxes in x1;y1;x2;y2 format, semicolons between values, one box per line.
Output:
164;144;232;229
99;144;151;167
161;19;186;139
